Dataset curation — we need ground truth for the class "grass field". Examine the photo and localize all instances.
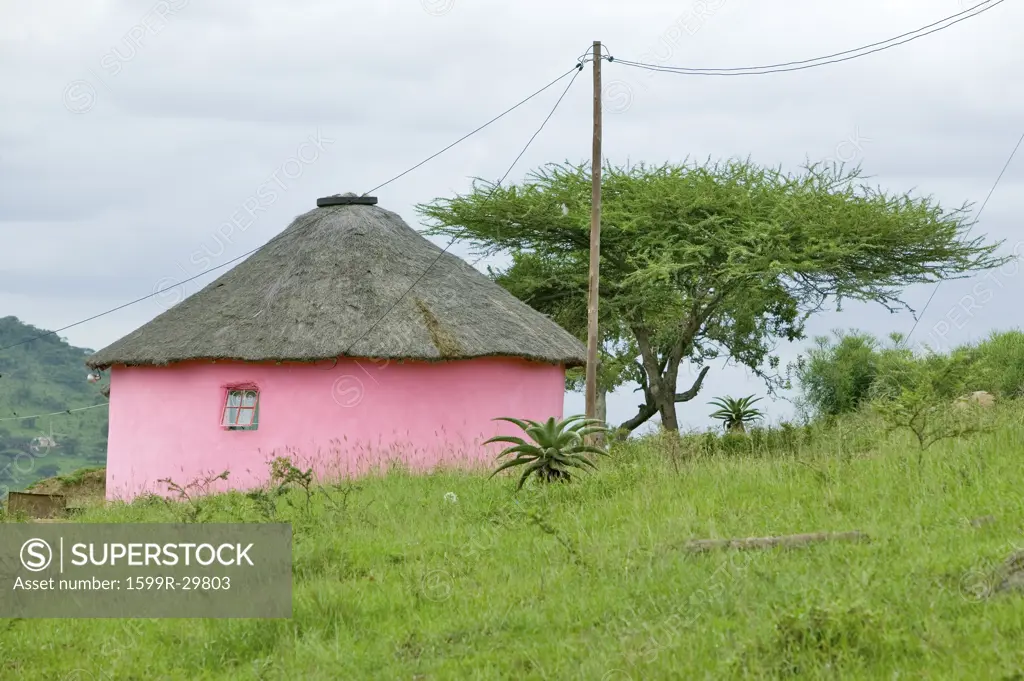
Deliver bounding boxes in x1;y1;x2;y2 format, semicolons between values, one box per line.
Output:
2;405;1024;680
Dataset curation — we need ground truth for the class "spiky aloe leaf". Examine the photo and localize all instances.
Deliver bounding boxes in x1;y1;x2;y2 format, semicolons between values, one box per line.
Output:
524;424;550;445
516;459;550;490
492;416;541;431
482;435;529;447
565;416;607;430
563;455;598;471
548;451;579;468
534;416;558;436
554;432;582;448
492;444;543;460
489;455;537;478
572;425;611;439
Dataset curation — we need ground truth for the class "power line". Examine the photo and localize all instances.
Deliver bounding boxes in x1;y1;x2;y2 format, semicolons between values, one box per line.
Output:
365;63;585;195
0;402;108;423
0;62;587;355
612;0;1008;76
648;0;1000;72
904;129;1024;345
340;60;586;356
0;56;588;422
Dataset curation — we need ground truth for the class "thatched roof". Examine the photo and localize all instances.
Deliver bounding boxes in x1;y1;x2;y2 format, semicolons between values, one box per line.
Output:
87;194;586;370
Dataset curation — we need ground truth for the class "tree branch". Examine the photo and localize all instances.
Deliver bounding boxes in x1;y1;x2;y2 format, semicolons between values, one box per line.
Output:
616;402;659;436
676;365;711;402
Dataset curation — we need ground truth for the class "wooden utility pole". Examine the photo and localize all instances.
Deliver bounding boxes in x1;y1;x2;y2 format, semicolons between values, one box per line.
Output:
585;40;602;423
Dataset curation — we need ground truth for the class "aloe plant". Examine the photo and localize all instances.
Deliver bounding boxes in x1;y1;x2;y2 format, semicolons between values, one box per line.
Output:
708;395;764;433
484;415;610;490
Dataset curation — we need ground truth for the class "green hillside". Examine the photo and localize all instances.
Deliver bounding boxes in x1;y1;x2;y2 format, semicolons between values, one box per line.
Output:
0;316;109;493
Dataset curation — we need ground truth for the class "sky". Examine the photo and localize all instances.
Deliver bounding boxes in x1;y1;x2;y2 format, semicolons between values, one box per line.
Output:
2;0;1022;433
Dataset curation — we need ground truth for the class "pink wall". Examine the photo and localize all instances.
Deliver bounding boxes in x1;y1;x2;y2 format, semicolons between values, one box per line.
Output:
105;357;566;501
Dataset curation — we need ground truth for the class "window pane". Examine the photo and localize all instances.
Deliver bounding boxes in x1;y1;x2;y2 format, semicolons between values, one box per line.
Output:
237;408;253;426
223;407;238;425
242;391;258;407
227;391;242;407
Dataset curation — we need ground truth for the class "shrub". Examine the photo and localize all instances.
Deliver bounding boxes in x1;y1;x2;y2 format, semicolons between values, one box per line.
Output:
486;415;609;490
869;350;991;461
793;330;882;418
792;329;1021;420
971;329;1024;398
708;395;764;433
869;341;978;403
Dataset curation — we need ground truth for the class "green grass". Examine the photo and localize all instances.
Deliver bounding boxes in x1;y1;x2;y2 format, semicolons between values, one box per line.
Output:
2;406;1024;680
49;466;106;488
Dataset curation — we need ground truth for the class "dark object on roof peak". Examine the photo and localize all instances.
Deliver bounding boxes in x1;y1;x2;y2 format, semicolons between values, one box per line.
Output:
317;193;377;207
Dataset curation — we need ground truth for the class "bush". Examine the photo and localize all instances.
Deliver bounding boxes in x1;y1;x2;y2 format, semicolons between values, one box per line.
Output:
869;350;993;461
794;329;1024;421
486;415;609;490
794;330;883;418
971;329;1024;398
708;395;764;433
869;341;975;401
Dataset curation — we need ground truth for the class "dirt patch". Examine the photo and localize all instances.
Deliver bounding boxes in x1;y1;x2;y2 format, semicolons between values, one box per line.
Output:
997;551;1024;594
25;467;106;507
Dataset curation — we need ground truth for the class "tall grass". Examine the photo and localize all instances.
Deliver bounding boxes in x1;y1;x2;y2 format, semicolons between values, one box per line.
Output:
3;404;1024;679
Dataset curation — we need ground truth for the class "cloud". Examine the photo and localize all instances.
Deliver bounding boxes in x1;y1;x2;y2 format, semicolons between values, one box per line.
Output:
1;0;1022;430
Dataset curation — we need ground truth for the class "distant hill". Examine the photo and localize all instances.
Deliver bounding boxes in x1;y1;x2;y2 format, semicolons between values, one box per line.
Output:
0;316;108;494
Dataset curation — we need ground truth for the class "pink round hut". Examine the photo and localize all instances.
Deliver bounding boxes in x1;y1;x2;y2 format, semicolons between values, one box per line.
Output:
87;194;586;501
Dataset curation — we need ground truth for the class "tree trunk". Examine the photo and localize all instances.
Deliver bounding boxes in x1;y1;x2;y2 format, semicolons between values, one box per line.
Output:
653;390;680;432
633;327;682;433
616;365;710;437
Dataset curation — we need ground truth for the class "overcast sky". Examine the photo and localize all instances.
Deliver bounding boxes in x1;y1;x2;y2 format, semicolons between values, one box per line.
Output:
2;0;1022;432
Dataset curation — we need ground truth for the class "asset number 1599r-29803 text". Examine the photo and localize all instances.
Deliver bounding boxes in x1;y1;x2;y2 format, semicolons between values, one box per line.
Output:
125;576;231;590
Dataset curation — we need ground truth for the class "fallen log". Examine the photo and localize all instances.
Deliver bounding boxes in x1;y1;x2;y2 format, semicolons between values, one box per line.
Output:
683;531;869;553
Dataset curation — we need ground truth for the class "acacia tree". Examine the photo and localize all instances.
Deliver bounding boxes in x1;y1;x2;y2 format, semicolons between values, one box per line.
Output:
418;160;1008;434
